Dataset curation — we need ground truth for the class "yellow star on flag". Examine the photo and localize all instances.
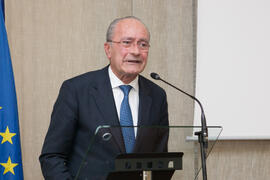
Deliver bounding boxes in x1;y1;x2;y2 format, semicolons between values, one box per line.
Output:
0;156;18;175
0;106;2;109
0;126;16;144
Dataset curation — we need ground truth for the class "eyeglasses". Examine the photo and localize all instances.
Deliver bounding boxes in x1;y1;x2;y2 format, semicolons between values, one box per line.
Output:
107;39;150;51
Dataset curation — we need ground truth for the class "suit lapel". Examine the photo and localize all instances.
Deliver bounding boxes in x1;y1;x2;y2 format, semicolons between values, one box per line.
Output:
88;66;126;153
137;76;152;126
134;76;152;151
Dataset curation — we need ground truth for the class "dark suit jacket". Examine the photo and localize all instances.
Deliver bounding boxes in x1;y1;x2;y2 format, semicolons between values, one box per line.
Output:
39;66;169;180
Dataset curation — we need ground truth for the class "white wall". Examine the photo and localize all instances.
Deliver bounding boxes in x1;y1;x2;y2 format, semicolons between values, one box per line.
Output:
195;0;270;139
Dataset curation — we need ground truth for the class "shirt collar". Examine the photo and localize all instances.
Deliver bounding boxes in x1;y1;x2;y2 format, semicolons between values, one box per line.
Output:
108;66;139;91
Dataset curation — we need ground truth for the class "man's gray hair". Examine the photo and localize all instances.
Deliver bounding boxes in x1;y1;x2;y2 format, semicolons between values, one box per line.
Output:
106;16;150;42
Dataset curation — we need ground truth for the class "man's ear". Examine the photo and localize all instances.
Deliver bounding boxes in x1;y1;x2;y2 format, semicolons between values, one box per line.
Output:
104;42;112;59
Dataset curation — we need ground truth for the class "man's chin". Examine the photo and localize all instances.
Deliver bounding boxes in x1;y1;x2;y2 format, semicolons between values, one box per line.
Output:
124;69;143;76
124;66;145;74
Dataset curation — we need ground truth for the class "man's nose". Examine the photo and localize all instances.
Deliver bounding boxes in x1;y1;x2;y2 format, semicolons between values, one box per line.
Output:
129;43;140;55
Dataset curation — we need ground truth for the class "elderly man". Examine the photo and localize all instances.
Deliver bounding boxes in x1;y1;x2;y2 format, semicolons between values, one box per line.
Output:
39;16;169;180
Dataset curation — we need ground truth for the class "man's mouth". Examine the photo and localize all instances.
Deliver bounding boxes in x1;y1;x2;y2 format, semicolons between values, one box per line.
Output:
125;60;141;63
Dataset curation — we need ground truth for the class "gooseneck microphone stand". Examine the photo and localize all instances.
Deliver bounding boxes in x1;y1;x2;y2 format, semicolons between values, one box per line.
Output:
150;72;208;180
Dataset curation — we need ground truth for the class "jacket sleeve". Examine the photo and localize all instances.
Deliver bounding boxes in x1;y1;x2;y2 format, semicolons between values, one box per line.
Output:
39;81;78;180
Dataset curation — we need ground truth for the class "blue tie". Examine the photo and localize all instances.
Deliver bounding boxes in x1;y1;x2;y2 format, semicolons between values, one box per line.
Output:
119;85;135;153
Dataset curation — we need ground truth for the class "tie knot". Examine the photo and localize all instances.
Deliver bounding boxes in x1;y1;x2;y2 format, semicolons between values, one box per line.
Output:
119;85;132;96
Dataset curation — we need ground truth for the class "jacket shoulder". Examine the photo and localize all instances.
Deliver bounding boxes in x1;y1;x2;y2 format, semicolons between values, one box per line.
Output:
62;66;108;88
139;75;166;96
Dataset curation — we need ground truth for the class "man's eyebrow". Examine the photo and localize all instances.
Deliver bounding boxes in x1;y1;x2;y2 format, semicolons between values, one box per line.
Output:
139;38;149;42
121;37;149;42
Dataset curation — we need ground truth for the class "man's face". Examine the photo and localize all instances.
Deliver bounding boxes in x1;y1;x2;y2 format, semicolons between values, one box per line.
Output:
104;19;150;82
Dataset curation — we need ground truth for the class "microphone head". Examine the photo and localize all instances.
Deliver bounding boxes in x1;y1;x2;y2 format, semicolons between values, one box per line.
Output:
150;72;161;80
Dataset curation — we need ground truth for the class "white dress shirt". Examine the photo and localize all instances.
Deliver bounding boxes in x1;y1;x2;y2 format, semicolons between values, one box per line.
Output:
108;66;139;136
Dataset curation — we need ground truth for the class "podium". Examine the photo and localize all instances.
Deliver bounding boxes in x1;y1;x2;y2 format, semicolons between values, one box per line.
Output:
107;152;183;180
74;125;222;180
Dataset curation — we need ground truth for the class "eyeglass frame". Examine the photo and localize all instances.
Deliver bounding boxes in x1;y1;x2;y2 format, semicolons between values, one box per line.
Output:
107;38;150;51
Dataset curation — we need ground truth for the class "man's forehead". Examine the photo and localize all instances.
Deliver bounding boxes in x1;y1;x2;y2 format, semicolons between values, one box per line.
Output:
114;19;149;39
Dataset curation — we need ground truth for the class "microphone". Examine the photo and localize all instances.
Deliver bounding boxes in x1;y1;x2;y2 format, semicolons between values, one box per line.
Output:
150;72;208;141
151;72;209;180
150;72;160;80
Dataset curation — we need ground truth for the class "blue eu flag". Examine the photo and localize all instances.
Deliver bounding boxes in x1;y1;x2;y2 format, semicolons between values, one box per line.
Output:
0;0;24;179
